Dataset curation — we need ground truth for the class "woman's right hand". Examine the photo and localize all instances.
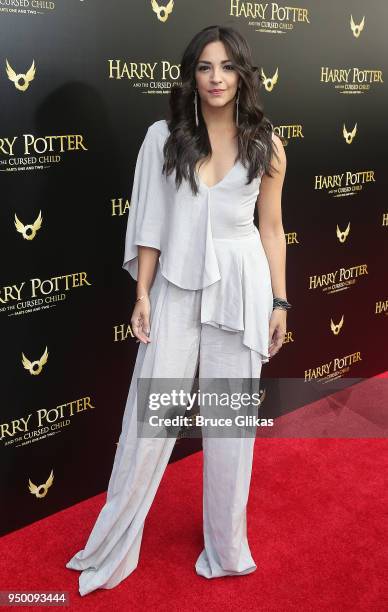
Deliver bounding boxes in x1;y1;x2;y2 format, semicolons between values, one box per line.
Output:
130;296;152;344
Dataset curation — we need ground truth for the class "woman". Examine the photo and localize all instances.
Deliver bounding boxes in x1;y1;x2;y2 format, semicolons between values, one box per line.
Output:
66;24;289;596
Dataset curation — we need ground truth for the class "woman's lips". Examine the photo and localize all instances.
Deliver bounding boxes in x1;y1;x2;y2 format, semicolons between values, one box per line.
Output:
209;89;225;94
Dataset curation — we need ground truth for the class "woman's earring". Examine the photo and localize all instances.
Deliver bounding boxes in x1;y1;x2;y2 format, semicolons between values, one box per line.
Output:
236;87;240;127
194;89;199;127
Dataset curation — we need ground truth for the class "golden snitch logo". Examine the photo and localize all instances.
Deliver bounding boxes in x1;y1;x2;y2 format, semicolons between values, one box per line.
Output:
29;470;54;499
151;0;174;22
22;346;49;375
6;59;36;91
14;210;43;240
330;315;344;335
343;123;357;144
336;222;350;243
350;15;365;38
260;67;278;92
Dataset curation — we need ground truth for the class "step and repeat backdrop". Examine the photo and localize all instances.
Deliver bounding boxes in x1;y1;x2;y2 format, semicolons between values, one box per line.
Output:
1;1;387;534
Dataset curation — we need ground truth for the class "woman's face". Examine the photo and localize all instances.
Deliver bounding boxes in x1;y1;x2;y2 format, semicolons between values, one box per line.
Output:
194;41;240;110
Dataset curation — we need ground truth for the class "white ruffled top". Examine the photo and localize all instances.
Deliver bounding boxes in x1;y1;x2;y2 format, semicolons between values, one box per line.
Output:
123;120;273;363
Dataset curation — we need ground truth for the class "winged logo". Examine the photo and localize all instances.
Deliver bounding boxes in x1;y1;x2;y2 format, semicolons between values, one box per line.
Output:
343;123;357;144
14;210;43;240
151;0;174;23
350;15;365;38
330;316;344;335
21;346;49;376
260;67;279;92
29;470;54;499
6;59;36;91
336;222;350;243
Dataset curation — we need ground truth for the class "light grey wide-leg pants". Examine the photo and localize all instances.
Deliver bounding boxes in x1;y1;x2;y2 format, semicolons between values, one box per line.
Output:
66;263;262;596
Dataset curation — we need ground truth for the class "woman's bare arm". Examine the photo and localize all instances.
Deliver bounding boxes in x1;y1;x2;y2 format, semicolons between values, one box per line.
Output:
130;246;160;345
136;246;160;299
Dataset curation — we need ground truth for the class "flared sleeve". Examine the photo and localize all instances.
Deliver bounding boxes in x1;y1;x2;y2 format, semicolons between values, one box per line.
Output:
122;123;167;281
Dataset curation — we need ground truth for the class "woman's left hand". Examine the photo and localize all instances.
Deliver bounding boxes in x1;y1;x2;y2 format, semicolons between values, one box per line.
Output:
268;308;287;358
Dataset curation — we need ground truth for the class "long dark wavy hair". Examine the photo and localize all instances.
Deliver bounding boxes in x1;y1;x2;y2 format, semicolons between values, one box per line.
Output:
161;25;281;196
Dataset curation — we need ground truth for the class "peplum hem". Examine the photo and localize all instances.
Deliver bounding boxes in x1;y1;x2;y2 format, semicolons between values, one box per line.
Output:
199;226;273;364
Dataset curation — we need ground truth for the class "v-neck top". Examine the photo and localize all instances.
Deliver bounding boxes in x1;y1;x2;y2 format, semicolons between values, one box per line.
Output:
122;119;273;363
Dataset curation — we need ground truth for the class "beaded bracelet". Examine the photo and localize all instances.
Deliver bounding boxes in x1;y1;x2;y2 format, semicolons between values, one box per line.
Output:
273;297;292;310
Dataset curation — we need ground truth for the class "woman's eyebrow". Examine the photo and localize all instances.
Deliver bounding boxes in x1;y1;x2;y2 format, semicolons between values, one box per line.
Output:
197;60;232;64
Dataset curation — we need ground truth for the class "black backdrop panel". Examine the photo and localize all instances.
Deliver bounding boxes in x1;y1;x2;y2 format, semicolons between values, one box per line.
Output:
1;1;387;535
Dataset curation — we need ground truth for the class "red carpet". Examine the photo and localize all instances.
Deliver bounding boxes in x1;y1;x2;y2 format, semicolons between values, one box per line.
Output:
1;375;387;611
